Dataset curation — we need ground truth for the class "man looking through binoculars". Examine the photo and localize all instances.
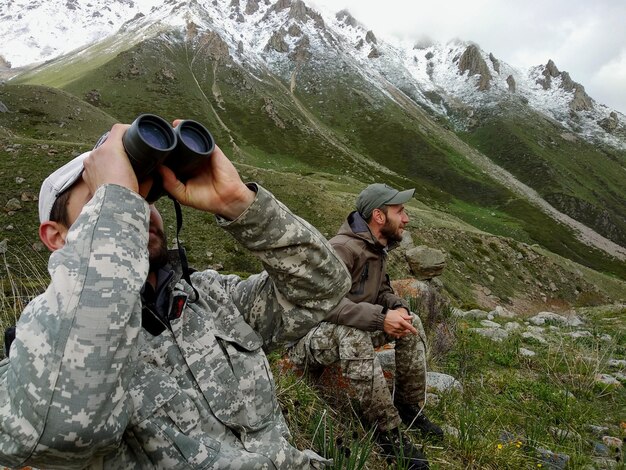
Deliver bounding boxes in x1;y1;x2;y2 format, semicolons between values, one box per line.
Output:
0;119;351;469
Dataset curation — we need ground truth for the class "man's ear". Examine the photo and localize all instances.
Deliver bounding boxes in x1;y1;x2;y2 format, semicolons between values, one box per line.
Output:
39;221;68;252
372;208;386;225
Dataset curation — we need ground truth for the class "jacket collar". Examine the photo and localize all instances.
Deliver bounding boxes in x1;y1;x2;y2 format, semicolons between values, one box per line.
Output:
340;211;399;252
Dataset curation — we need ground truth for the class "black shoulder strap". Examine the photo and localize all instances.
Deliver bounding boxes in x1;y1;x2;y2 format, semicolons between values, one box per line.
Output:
170;196;199;303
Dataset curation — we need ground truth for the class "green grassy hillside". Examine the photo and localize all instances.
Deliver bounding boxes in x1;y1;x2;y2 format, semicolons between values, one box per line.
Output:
2;32;625;297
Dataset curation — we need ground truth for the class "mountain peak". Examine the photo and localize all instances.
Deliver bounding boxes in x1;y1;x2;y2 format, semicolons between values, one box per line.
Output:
457;44;492;91
535;60;594;111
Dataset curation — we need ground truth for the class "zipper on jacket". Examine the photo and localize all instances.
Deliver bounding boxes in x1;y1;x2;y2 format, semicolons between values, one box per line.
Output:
352;262;369;295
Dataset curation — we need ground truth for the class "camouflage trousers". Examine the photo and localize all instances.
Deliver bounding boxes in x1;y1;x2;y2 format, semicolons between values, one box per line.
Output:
288;314;428;431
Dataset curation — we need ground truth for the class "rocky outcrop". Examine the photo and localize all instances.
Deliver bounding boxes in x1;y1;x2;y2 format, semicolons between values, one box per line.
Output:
84;89;102;106
506;74;516;93
598;112;618;132
289;34;311;63
368;46;381;59
569;83;593;111
289;0;308;22
0;55;10;70
537;59;560;89
536;60;593;111
244;0;259;15
488;52;500;73
198;31;231;61
261;97;286;128
265;0;324;28
336;9;358;27
287;24;302;37
265;29;289;53
457;44;492;91
365;30;377;44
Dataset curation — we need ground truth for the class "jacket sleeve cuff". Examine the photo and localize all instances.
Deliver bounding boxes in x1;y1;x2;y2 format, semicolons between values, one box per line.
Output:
373;306;387;331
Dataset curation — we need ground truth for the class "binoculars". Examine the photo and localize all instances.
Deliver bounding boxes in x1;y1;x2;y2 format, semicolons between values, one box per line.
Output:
102;114;215;201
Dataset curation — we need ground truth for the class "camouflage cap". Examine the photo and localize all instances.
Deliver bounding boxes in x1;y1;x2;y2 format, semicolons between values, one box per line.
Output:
356;183;415;219
38;151;89;223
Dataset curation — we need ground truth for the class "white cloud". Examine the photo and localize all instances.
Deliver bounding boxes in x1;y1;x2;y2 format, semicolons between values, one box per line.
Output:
589;49;626;116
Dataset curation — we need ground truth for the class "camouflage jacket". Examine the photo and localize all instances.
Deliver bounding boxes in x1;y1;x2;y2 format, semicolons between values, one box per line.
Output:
0;184;350;469
323;211;410;332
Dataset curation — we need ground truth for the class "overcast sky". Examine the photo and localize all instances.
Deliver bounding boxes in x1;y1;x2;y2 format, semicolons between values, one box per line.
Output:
309;0;626;115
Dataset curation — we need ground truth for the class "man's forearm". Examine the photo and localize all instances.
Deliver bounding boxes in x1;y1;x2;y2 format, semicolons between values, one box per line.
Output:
217;185;351;345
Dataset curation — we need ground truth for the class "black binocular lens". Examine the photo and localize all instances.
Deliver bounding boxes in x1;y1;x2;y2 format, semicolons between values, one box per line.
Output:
118;114;214;202
123;114;177;179
138;120;175;150
179;125;211;153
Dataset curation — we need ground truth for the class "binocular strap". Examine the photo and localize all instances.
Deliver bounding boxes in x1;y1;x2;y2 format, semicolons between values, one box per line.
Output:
170;196;200;303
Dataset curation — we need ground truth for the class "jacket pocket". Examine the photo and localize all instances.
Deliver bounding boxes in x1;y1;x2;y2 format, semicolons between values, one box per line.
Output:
212;335;277;431
350;261;369;296
128;367;220;469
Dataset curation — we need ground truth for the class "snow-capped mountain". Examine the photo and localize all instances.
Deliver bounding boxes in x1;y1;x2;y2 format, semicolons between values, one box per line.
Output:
0;0;624;149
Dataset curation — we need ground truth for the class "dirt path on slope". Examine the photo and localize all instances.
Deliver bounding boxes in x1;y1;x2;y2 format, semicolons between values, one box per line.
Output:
382;83;626;262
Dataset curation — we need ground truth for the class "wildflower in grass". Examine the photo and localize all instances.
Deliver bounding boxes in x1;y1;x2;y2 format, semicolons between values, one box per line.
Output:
516;441;522;448
497;443;503;450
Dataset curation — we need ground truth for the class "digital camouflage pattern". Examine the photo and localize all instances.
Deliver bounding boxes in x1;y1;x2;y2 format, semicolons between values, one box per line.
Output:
0;183;350;469
288;314;428;432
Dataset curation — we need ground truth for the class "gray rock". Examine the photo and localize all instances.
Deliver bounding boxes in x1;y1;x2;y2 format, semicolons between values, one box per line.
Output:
549;427;579;440
528;311;568;326
469;327;509;342
441;424;460;439
463;309;489;320
406;245;446;280
519;348;536;357
522;332;547;345
427;372;463;393
592;442;610;457
591;457;619;469
480;320;501;328
536;447;570;470
607;359;626;369
594;374;621;387
587;425;610;437
4;198;21;212
451;308;466;318
490;306;517;319
504;322;521;331
565;330;593;339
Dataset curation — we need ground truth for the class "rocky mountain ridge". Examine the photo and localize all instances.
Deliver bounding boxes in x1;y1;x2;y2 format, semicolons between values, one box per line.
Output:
1;0;624;150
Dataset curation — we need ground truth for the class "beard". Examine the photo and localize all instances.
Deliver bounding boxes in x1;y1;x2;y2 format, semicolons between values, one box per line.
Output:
148;227;169;272
380;220;403;244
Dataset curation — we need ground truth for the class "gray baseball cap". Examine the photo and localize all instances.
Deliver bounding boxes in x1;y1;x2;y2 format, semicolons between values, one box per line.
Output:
38;151;89;223
356;183;415;219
